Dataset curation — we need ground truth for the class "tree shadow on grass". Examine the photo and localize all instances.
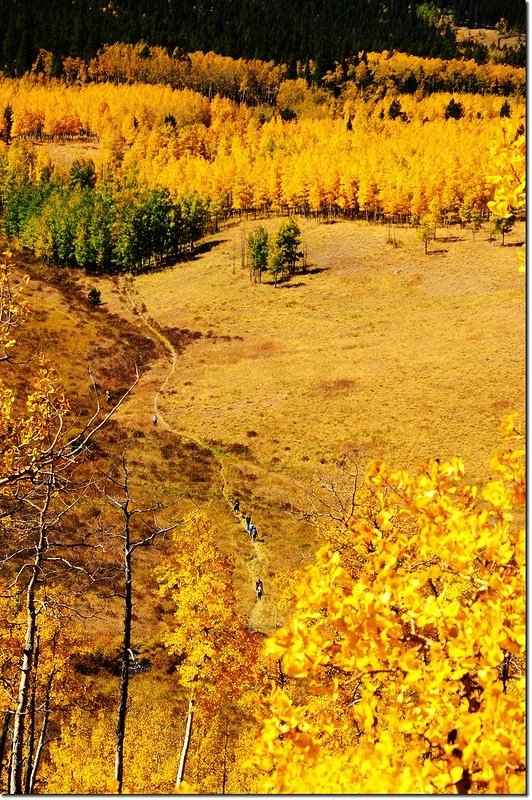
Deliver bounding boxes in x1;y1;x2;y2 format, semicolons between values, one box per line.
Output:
193;238;227;255
137;239;229;273
277;281;306;289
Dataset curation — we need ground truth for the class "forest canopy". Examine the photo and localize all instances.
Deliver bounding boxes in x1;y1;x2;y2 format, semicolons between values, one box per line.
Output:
0;0;526;78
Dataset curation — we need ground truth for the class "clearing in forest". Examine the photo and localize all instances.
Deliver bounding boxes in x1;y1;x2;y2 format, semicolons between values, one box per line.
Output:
95;216;524;604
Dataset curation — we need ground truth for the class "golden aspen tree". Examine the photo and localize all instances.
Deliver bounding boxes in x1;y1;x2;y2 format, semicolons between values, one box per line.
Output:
40;677;187;794
253;418;525;794
156;512;262;793
486;124;525;252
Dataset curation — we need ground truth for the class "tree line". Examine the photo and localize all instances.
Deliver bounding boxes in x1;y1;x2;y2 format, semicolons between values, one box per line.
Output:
0;91;524;271
0;0;525;81
19;42;527;107
0;159;212;272
323;50;525;98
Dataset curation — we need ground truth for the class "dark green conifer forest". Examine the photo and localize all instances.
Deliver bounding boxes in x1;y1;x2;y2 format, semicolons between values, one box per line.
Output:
0;0;526;77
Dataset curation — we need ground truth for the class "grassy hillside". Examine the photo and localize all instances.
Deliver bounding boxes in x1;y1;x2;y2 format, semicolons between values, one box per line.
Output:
111;218;524;479
74;214;523;622
5;195;524;626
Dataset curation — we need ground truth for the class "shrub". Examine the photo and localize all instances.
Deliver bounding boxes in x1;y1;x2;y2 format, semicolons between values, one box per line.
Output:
87;287;101;306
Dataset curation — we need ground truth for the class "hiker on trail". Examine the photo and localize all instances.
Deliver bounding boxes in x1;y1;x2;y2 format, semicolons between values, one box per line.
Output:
233;498;240;514
245;514;252;532
250;525;258;542
105;389;111;404
152;414;158;425
255;579;264;600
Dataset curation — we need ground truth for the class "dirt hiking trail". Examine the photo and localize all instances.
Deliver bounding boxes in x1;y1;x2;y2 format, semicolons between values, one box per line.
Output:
120;279;275;633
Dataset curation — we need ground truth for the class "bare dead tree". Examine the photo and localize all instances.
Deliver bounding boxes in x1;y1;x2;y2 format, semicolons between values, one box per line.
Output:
99;455;182;794
295;450;367;529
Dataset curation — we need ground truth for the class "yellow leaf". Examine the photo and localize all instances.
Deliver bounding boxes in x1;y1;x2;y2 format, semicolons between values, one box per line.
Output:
449;766;463;783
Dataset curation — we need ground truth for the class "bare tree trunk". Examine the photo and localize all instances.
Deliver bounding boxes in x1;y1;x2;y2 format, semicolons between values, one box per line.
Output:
277;658;286;687
0;711;13;790
23;634;40;794
9;485;50;795
9;571;39;794
115;510;132;795
221;728;229;794
105;457;181;794
176;699;194;788
27;668;54;794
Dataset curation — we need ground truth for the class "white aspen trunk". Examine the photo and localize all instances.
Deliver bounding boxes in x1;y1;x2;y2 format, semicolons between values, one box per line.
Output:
115;528;132;795
176;699;194;787
23;634;40;794
10;482;51;795
9;546;42;795
27;669;54;794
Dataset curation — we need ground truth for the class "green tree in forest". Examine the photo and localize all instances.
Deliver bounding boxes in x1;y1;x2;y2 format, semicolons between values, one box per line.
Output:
275;218;302;278
69;158;96;189
499;99;511;118
247;225;268;283
491;214;514;246
267;241;283;286
87;186;115;271
180;193;209;253
417;213;436;254
444;97;464;120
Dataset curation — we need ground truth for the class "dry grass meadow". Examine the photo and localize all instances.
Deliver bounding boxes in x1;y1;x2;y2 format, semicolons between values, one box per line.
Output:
109;217;524;481
91;215;524;628
11;215;525;633
455;25;523;49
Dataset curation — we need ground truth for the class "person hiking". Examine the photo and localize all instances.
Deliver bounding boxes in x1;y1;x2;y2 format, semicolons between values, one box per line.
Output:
152;414;158;425
105;389;112;404
233;498;240;514
245;514;252;532
255;579;264;600
250;525;258;542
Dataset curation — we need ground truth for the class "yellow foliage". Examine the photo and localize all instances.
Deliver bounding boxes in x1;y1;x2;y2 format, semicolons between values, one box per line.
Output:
0;78;525;221
40;681;184;794
156;512;264;793
0;257;68;490
252;418;525;794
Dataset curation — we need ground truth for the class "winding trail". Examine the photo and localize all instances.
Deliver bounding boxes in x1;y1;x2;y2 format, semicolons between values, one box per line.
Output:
119;279;271;629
